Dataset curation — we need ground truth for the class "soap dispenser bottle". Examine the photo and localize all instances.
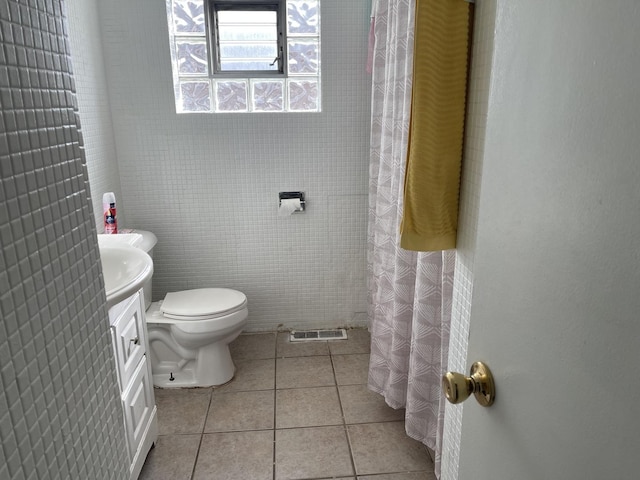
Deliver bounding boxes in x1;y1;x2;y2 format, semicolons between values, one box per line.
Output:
103;192;118;234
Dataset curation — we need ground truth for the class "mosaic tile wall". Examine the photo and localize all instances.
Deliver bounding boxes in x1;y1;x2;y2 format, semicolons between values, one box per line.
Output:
441;1;497;479
65;0;125;232
0;1;128;478
94;0;372;331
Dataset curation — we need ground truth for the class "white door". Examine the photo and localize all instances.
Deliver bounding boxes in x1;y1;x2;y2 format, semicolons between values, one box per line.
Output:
456;1;640;479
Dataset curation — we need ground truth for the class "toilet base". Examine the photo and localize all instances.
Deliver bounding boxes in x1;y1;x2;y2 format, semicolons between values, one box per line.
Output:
151;366;236;389
149;341;236;388
152;366;200;389
147;321;243;388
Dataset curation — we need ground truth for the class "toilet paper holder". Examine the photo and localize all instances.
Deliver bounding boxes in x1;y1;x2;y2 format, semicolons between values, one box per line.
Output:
279;191;306;212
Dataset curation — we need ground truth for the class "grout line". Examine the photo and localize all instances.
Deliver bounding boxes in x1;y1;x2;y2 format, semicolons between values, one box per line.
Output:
272;332;278;480
330;351;359;478
188;389;214;480
213;386;275;394
201;418;405;435
275;383;337;391
280;476;355;480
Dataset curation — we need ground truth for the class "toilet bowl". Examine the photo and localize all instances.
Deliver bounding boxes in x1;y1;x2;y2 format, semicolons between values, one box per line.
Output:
146;288;248;388
129;230;249;388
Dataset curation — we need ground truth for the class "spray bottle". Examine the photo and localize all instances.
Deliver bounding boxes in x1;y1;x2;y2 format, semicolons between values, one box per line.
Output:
103;192;118;234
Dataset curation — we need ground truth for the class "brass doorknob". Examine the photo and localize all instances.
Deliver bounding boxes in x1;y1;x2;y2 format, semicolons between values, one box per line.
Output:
442;361;495;407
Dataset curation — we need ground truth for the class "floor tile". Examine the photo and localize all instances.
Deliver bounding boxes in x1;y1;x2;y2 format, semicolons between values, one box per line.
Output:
230;333;276;361
332;353;370;385
275;426;354;480
217;358;275;392
347;422;433;476
276;386;342;429
277;332;330;357
193;431;273;480
358;473;436;480
205;390;274;432
276;356;335;389
328;328;371;355
142;338;436;480
138;434;200;480
339;384;405;424
154;388;211;435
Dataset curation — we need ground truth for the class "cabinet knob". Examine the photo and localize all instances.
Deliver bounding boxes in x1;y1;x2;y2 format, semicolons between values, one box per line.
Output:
130;337;140;345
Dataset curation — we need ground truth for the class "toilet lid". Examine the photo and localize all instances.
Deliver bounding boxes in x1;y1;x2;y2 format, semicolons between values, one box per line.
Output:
161;288;247;319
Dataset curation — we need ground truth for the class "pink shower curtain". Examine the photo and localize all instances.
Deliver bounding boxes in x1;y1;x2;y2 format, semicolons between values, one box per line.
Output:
367;0;455;476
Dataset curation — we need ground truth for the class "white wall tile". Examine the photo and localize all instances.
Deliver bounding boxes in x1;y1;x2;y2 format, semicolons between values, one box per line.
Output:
93;0;372;331
65;0;125;231
0;1;128;478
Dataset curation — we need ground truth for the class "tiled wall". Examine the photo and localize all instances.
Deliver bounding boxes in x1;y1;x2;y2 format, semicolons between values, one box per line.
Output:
65;0;125;232
93;0;372;331
0;1;127;478
441;1;497;479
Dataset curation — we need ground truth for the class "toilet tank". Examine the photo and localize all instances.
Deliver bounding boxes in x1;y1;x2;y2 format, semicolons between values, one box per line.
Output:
134;230;157;310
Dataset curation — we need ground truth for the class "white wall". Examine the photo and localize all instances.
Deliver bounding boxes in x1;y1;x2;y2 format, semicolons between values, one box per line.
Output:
66;0;125;231
95;0;372;331
0;1;127;478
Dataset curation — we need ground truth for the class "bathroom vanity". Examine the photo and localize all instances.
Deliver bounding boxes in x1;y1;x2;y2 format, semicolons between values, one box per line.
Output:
109;290;157;479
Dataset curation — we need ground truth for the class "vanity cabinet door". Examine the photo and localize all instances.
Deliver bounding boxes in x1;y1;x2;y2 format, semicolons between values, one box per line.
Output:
121;356;155;458
110;294;146;390
108;290;158;479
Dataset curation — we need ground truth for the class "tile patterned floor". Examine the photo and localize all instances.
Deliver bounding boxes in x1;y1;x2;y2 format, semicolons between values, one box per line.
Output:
139;329;436;480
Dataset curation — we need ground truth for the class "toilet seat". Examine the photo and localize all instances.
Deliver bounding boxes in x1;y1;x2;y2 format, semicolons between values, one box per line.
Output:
161;288;247;321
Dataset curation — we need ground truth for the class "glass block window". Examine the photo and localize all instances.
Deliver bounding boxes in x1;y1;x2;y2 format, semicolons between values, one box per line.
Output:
180;81;212;111
215;79;248;111
252;80;285;111
177;40;208;74
288;78;318;111
166;0;321;113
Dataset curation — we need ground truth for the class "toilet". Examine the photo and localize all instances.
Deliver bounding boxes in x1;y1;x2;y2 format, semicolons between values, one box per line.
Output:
134;230;248;388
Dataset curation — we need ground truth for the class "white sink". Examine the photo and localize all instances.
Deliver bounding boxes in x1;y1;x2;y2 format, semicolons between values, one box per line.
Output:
100;244;153;308
98;233;143;248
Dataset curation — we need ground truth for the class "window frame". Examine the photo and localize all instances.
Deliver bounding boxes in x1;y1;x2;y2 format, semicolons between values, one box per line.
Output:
166;0;321;113
206;0;288;78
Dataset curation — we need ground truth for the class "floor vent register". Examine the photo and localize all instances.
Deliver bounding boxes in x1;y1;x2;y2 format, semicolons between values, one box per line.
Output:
289;329;348;342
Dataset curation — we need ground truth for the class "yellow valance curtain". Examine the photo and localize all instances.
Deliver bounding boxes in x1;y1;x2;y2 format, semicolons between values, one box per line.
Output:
400;0;472;251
